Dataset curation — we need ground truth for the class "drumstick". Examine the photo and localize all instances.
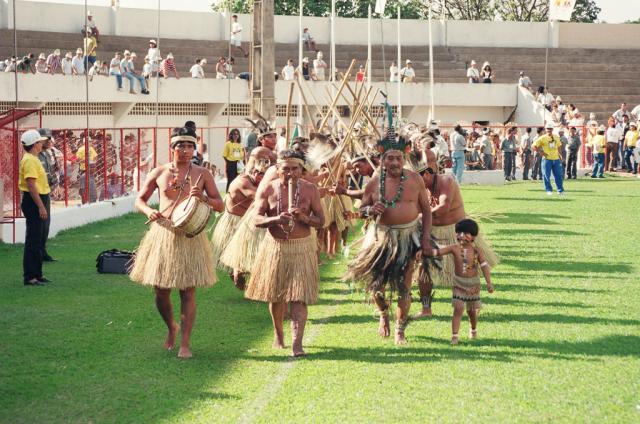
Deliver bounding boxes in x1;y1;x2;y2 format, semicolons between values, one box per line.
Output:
183;173;205;211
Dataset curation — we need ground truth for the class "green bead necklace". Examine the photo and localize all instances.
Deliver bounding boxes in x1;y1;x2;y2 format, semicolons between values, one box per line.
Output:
379;168;407;209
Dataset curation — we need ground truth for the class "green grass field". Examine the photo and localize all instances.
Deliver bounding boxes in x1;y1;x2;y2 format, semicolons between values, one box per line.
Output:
1;177;639;423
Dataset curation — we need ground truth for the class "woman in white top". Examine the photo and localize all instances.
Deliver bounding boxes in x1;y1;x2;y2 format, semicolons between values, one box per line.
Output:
190;58;205;78
480;61;494;83
389;61;398;83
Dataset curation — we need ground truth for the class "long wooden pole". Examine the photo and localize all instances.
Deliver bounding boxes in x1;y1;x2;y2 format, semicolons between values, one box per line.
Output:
286;81;295;144
294;78;318;133
318;59;356;132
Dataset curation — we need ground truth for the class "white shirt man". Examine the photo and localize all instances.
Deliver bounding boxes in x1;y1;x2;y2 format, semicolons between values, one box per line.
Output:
313;52;327;81
61;54;73;75
389;62;398;82
606;126;621;145
467;61;479;83
282;60;295;81
518;72;532;89
631;104;640;121
230;18;242;46
71;50;85;75
400;60;415;83
147;40;161;73
613;104;628;125
190;59;205;78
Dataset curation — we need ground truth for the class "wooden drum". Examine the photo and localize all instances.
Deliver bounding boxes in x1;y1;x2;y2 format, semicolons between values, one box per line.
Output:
171;196;211;238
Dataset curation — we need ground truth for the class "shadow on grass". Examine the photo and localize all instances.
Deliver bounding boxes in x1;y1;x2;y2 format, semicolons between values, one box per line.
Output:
493;228;585;236
482;212;567;225
492;282;607;293
493;197;575;202
501;258;631;274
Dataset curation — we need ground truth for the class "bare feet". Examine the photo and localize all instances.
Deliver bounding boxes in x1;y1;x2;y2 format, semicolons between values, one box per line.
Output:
164;322;180;350
451;334;459;346
414;307;432;319
378;314;390;338
292;347;306;357
395;329;407;345
233;273;246;291
178;346;192;358
273;335;285;349
469;329;477;339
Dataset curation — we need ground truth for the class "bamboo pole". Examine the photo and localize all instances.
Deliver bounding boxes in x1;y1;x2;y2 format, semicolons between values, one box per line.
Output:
318;59;356;132
286;81;295;144
294;78;318;133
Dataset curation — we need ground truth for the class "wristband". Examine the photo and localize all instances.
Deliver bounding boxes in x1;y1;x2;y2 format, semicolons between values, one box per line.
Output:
480;261;489;268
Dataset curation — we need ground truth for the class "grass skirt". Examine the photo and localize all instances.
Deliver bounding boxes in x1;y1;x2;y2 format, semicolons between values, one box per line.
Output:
321;195;351;231
343;218;420;296
219;204;267;273
210;211;243;272
425;223;499;288
452;274;482;311
245;233;319;304
130;219;216;289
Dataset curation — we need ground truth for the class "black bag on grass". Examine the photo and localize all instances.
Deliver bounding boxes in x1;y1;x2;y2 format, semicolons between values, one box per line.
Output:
96;249;134;274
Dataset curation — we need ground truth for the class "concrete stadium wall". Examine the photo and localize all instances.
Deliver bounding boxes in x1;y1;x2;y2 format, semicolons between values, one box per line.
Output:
3;0;640;49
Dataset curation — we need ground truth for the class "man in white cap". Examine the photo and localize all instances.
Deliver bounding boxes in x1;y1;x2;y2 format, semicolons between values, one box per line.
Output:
45;49;61;75
71;48;85;75
18;130;52;286
122;52;150;94
61;52;73;76
467;60;479;83
400;59;416;83
86;11;99;42
532;123;565;195
147;39;161;76
35;53;47;74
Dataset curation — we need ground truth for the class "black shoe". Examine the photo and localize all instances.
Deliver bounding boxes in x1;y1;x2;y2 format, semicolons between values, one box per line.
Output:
43;255;57;262
142;89;150;95
37;277;53;283
24;279;45;286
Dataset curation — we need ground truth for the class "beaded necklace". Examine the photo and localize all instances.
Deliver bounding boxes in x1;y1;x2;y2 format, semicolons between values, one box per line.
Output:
379;168;407;209
276;179;300;239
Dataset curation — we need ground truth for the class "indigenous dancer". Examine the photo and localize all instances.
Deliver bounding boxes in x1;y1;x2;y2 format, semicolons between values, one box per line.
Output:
130;126;223;358
426;219;494;345
343;137;432;345
416;148;499;317
245;149;324;357
210;148;271;289
331;153;379;200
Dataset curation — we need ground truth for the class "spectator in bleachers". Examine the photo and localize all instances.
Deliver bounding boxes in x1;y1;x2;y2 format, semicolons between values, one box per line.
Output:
281;59;295;81
0;58;6;72
190;58;206;79
313;51;328;81
88;60;104;81
556;97;566;124
122;52;149;95
230;15;248;58
17;53;35;74
631;104;640;121
35;53;47;74
389;61;398;82
518;71;532;90
356;64;365;82
466;60;479;83
400;59;416;83
85;11;99;43
225;57;235;79
45;49;61;75
142;56;152;83
5;56;16;73
299;57;311;81
612;103;628;126
162;53;179;79
567;103;579;121
61;52;73;75
566;126;581;179
216;57;227;79
537;86;553;111
302;27;318;52
109;51;123;90
71;48;85;75
83;30;98;69
520;127;533;180
480;62;494;83
624;122;638;174
147;39;160;76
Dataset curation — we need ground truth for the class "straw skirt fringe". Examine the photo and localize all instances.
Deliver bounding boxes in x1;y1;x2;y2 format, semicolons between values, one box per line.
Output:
210;211;243;271
219;205;267;273
130;219;216;289
245;233;319;304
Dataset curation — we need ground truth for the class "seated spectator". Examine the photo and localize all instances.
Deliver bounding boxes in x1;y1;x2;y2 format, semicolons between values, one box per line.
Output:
142;56;152;83
71;48;85;75
389;60;398;82
122;52;149;95
110;51;123;90
45;49;61;75
61;52;73;75
567;103;579;120
281;59;295;81
356;65;365;82
88;60;106;81
5;57;17;73
313;51;327;81
147;39;160;76
480;61;494;83
518;71;532;90
86;11;99;43
35;53;48;74
466;143;484;170
215;57;227;79
551;104;562;125
0;58;6;72
400;59;415;83
17;53;35;74
466;60;479;83
537;86;553;111
162;53;179;79
190;58;206;78
302;27;318;52
225;57;235;79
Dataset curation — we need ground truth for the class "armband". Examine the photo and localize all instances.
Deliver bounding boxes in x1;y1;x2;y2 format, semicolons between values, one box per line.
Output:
480;261;489;268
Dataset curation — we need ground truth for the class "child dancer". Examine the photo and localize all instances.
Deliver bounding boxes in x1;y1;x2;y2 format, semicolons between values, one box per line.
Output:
429;218;494;345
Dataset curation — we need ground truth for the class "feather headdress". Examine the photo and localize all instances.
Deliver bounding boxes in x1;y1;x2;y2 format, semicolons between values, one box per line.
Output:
305;132;338;171
245;111;276;139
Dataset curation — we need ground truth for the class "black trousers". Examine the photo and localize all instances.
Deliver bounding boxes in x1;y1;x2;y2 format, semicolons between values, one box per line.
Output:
567;150;579;178
522;151;531;179
21;192;49;281
532;154;543;179
225;159;238;192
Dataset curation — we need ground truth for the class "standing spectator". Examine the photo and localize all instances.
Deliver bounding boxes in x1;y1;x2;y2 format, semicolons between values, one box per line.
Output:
566;126;581;179
19;130;52;286
71;48;85;75
230;15;248;57
356;64;365;82
190;58;206;79
500;127;517;181
45;49;61;75
313;51;327;81
480;62;494;83
558;127;568;171
624;122;638;174
147;39;161;76
37;129;57;262
631;104;640;121
532;123;565;195
61;52;73;76
605;117;621;171
478;129;493;170
4;57;16;73
450;124;467;183
617;114;630;170
612;103;628;126
520;127;533;180
223;128;244;192
142;56;152;84
109;51;123;90
531;127;544;180
162;53;179;79
302;27;317;52
466;60;479;83
225;57;235;79
123;52;149;95
585;113;598;166
389;60;398;82
17;53;35;74
400;59;416;83
215;57;227;79
76;137;97;203
35;53;47;74
83;30;98;69
537;86;553;111
281;59;295;81
590;126;606;178
245;127;258;156
86;11;99;43
518;71;532;90
299;57;311;81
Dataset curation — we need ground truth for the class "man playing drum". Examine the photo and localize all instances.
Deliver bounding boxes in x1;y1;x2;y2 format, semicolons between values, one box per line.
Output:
130;126;223;358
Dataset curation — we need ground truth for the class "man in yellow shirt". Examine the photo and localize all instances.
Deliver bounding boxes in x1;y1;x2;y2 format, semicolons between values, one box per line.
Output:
18;130;52;286
222;128;245;192
590;125;606;178
532;123;565;195
624;122;638;173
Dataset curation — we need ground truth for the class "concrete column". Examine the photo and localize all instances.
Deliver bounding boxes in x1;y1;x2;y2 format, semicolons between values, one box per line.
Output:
251;0;275;120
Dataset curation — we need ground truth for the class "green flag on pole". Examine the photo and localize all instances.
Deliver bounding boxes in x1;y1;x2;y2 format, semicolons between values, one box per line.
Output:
289;125;299;147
